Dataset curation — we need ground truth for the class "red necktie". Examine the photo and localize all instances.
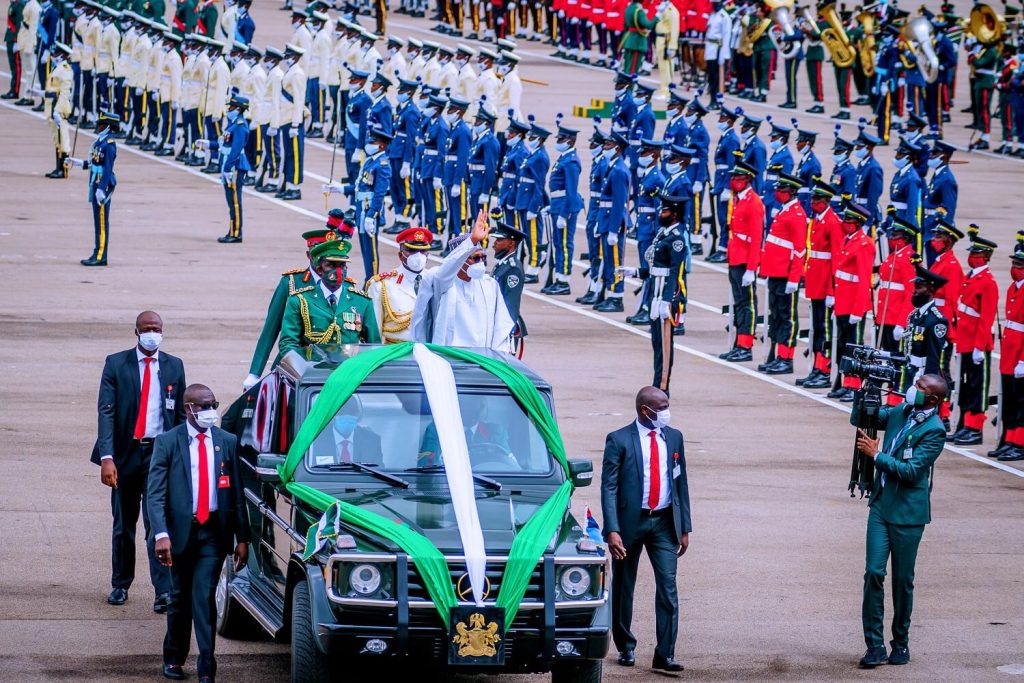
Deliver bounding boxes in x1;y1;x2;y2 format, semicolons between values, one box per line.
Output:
196;433;209;524
133;357;153;439
648;430;661;510
340;440;351;464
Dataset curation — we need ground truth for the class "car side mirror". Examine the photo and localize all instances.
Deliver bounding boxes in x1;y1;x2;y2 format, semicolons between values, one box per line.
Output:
568;459;594;488
256;453;285;484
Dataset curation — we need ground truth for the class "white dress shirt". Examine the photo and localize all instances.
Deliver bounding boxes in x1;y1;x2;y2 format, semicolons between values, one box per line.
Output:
636;420;670;510
154;423;218;541
320;281;341;304
137;348;163;439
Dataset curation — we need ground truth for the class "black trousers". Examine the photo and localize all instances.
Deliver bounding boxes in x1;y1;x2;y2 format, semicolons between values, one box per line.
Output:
728;264;757;346
878;323;900;354
958;351;991;415
111;442;170;594
650;315;675;395
706;57;721;98
165;517;226;678
835;313;865;386
611;511;679;660
1001;373;1024;435
6;41;20;96
766;277;798;348
809;298;832;356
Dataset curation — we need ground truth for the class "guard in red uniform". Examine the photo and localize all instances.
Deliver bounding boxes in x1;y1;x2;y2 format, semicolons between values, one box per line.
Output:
951;233;999;445
828;203;875;401
991;237;1024;461
798;180;843;389
875;218;918;359
927;219;964;421
719;161;765;363
757;173;806;375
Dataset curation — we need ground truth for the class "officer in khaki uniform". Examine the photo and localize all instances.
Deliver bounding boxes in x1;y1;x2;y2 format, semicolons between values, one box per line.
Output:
365;226;433;344
278;240;380;362
44;42;74;178
852;373;948;669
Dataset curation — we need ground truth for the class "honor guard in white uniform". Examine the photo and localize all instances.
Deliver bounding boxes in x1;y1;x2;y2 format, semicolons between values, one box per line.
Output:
155;32;183;157
95;8;120;110
406;38;426;82
454;44;478;103
476;47;501;106
44;42;73;178
385;35;408;83
201;39;230;171
365;227;433;343
278;43;307;200
355;28;381;80
256;46;285;191
437;44;458;92
419;41;442;88
496;49;521;121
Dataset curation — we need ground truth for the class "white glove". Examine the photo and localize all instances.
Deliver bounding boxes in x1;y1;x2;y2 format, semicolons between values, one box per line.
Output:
289;127;300;138
526;211;537;221
741;270;756;287
51;111;61;124
656;300;672;320
693;182;704;195
221;170;233;185
450;184;461;197
243;373;260;390
607;232;619;247
785;281;799;295
267;126;278;137
1015;361;1024;379
667;49;677;59
721;188;732;200
173;102;181;111
363;216;377;234
95;188;107;204
825;295;835;308
66;157;85;168
615;265;638;277
893;325;906;341
432;177;442;190
249;120;257;131
400;162;411;178
973;348;985;364
556;216;567;230
849;314;863;324
193;139;209;150
321;182;346;195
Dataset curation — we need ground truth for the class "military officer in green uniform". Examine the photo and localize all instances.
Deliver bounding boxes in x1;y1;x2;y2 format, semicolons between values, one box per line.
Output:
750;3;773;103
852;373;948;669
619;0;666;76
3;0;25;101
277;239;380;362
799;15;826;113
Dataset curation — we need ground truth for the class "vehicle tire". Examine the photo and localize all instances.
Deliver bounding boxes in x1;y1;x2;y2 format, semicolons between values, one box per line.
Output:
290;579;333;683
215;558;262;639
551;659;603;683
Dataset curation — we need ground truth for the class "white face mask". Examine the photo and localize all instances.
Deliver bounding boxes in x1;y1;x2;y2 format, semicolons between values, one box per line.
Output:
524;137;540;152
466;262;487;279
832;152;847;164
473;123;487;135
927;156;942;168
388;47;398;57
193;408;219;429
349;83;362;94
397;92;410;104
742;130;755;142
615;86;628;97
589;145;602;158
665;161;682;174
894;156;909;169
405;252;427;272
555;141;570;153
138;332;162;351
637;155;654;168
364;143;380;155
424;106;438;117
683;113;698;126
416;97;428;108
444;112;459;124
602;147;616;159
645;406;671;429
769;139;784;150
717;121;731;132
853;147;869;160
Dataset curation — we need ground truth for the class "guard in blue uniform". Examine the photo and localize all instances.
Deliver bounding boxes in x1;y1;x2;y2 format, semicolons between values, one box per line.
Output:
468;106;501;220
887;137;924;239
387;77;421;232
853;130;885;234
627;139;666;326
708;103;741;262
366;72;394;138
829;132;858;209
627;82;656;193
762;117;794;217
659;144;694;335
662;87;690;148
577;125;608;306
543;122;583;296
218;95;252;244
498;116;529;228
648;191;691;392
793;122;821;214
515;122;551;283
683;96;711;251
354;126;393;282
343;69;371;188
419;94;449;240
902;114;931;178
78;109;118;266
923;140;958;264
235;0;255;43
611;71;637;134
491;222;529;357
739;113;767;194
594;131;630;313
442;97;473;237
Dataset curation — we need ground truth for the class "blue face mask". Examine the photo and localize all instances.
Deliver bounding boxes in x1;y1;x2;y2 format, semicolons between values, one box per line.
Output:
665;161;682;174
364;142;379;155
927;156;942;168
525;137;540;152
473;123;487;135
333;415;358;437
227;110;241;123
853;147;869;160
555;141;570;153
632;95;648;107
769;139;784;151
637;155;654;168
894;156;909;169
589;145;602;158
615;86;629;97
832;152;847;164
683;113;698;126
717;121;731;132
397;92;410;104
602;147;616;160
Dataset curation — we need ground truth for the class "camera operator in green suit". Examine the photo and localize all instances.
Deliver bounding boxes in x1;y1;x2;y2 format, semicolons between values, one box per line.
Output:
851;373;947;669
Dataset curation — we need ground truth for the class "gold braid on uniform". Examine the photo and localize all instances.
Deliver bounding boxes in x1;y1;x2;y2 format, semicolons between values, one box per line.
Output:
379;278;412;340
288;273;315;296
298;294;341;345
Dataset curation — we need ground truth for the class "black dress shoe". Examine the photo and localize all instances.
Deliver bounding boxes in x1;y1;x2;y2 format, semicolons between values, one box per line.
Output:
594;298;624;313
954;429;982;445
946;427;967;442
690;243;704;256
0;91;16;99
803;373;832;389
383;224;405;235
625;309;652;325
617;650;635;667
544;282;571;296
162;663;185;680
154;147;175;156
31;102;45;112
255;183;279;193
651;656;684;672
840;390;856;402
307;128;324;139
153;593;171;613
217;235;243;243
673;323;685;336
241;175;255;186
832;111;851;120
970;140;990;151
859;646;888;668
576;291;599;305
430;239;443;251
107;588;128;605
523;274;540;284
764;359;794;375
45;168;67;179
706;250;727;263
198;676;212;683
805;104;825;114
795;370;817;386
725;347;753;363
14;97;34;106
826;386;847;399
279;189;302;200
201;163;220;174
779;101;797;109
81;256;108;267
998;447;1024;461
887;645;910;665
988;443;1013;458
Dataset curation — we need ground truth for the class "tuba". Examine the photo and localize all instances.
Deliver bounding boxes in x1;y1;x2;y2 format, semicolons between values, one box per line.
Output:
969;3;1007;45
819;3;856;68
902;16;939;83
767;0;801;59
856;9;877;78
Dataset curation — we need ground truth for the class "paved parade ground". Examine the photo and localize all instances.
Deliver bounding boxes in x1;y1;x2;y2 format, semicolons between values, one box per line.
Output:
3;1;1024;680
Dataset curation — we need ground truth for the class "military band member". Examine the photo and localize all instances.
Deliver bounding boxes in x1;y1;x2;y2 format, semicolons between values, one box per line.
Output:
278;43;306;200
992;240;1024;461
278;239;380;361
648;191;689;391
516;121;551;282
366;227;432;344
68;109;119;266
951;234;999;445
594;131;630;313
543;122;582;296
798;181;842;389
491;222;528;356
876;220;918;361
719;161;763;362
828;204;875;401
354;125;393;282
217;94;250;244
968;36;998;150
43;42;73;178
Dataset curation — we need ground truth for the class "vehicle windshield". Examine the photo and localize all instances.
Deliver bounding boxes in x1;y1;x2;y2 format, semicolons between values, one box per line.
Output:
305;388;556;475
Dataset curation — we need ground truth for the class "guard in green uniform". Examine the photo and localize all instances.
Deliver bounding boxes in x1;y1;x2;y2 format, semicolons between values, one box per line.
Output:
969;42;999;150
801;17;826;113
851;373;947;669
619;0;663;75
277;239;380;362
751;4;773;103
3;0;25;100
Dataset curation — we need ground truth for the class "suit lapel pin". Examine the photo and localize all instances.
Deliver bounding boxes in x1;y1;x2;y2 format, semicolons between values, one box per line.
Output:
215;446;221;452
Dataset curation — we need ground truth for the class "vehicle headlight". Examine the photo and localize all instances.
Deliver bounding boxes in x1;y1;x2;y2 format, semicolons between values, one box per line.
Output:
350;564;382;595
559;565;592;598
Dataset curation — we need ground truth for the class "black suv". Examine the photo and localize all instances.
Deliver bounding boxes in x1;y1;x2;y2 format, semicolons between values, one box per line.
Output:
219;346;609;682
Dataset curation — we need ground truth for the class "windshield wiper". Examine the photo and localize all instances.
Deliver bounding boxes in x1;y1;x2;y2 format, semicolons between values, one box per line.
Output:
404;465;502;491
313;462;410;489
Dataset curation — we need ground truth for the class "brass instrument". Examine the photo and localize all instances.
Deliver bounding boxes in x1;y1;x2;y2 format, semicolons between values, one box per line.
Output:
855;9;877;78
902;16;940;83
799;6;823;37
738;14;772;56
766;0;800;59
819;3;856;68
969;3;1007;46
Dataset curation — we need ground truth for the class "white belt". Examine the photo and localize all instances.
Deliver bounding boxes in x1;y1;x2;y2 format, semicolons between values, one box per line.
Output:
766;234;794;250
549;189;566;198
1006;320;1024;333
975;69;997;76
855;196;867;203
765;173;778;181
423;150;438;156
959;303;980;317
501;172;515;178
161;75;170;81
638;207;656;214
924;208;936;216
84;45;95;53
836;270;859;283
444;154;457;160
878;281;905;291
934;298;946;307
520;178;535;184
734;233;751;242
650;267;671;276
468;164;484;170
910;355;926;368
891;201;907;210
599;201;612;208
809;250;831;260
99;51;110;58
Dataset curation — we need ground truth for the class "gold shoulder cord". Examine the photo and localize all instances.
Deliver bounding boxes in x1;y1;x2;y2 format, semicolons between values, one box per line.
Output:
298;294;341;345
379;280;412;340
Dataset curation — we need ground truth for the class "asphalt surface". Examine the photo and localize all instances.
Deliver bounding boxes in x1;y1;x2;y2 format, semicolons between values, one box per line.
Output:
2;2;1024;681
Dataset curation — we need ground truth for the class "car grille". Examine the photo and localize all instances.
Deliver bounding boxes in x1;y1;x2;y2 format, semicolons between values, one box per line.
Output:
406;559;545;605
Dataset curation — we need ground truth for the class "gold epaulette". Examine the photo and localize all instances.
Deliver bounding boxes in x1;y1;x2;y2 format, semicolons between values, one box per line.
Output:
344;276;358;284
282;267;306;276
347;285;371;298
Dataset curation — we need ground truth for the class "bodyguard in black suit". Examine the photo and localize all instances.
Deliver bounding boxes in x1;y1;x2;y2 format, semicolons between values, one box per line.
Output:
601;386;692;672
91;311;185;611
148;384;250;683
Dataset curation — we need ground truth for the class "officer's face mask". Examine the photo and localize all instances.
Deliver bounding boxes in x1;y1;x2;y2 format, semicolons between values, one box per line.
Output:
841;219;860;235
643;405;671;429
424;106;438;117
728;176;748;193
322;263;347;288
349;82;364;94
364;142;380;155
333;415;358;437
472;122;486;135
927;156;943;168
444;111;459;124
904;385;927;408
496;64;510;75
137;331;163;352
1011;264;1024;283
716;120;731;132
555;141;570;153
769;138;784;151
968;252;989;269
589;144;602;158
683;113;698;126
665;161;682;174
388;47;398;57
929;238;947;254
832;152;848;164
524;137;540;152
741;129;755;141
602;146;617;159
415;96;428;108
853;146;869;160
615;86;628;97
893;155;909;170
810;198;829;215
397;92;410;104
774;189;792;205
637;154;655;168
226;109;241;123
405;252;427;272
